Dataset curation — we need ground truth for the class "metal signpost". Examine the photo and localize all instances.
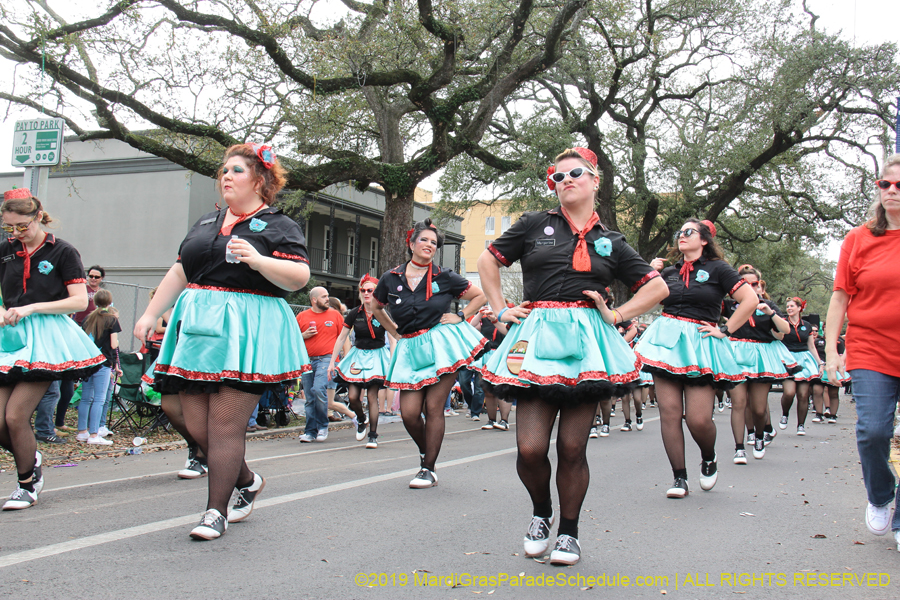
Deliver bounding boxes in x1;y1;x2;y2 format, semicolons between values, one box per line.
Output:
10;117;65;198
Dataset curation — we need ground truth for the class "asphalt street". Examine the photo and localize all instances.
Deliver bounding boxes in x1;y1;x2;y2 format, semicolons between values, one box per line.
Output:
0;395;897;599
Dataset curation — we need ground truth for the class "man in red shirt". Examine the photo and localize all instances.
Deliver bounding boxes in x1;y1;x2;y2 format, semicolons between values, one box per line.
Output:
297;287;346;442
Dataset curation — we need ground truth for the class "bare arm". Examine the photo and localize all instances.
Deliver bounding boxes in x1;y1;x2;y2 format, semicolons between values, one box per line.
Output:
225;238;310;291
134;263;187;341
824;290;850;381
477;250;530;324
327;326;352;380
2;283;89;326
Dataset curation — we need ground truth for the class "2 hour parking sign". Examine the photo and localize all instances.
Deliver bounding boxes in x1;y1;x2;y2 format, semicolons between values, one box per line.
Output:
11;118;65;167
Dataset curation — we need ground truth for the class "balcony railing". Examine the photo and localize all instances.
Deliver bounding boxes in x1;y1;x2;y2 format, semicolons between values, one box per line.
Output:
308;246;380;278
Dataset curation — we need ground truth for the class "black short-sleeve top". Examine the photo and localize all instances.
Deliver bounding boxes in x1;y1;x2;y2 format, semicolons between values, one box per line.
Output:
474;314;505;352
782;318;814;352
176;207;308;298
487;208;659;302
0;234;87;308
659;257;747;323
373;263;472;335
722;298;786;342
343;305;387;350
814;336;844;361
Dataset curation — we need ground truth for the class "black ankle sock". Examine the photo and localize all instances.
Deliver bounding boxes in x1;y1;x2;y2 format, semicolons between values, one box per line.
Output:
558;517;578;539
735;443;745;451
533;499;553;519
701;451;716;462
673;468;688;480
764;424;773;433
18;477;35;493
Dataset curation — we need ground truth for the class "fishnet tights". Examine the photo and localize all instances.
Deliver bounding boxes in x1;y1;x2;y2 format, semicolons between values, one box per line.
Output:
347;383;382;434
655;378;716;472
515;400;597;523
179;387;260;514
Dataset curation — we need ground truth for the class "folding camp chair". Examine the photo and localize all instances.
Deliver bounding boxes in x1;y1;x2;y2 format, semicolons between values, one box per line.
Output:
109;352;167;433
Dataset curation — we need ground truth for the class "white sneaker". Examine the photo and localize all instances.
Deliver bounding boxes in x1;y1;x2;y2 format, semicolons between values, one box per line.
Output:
523;513;554;557
865;502;894;536
894;530;900;552
315;430;328;442
33;451;44;495
778;415;788;430
87;436;113;446
2;486;38;510
409;468;438;489
76;432;90;442
98;426;112;437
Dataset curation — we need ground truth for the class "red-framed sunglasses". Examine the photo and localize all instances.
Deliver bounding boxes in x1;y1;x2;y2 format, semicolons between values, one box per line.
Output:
876;180;900;191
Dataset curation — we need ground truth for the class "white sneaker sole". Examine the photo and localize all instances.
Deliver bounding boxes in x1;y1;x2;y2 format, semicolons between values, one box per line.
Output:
549;552;579;566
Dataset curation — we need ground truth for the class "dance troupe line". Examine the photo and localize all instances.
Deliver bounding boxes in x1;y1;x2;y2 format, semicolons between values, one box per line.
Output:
1;145;898;564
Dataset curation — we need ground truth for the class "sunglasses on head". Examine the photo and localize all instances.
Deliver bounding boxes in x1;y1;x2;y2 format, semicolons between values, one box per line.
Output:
1;214;38;234
876;179;900;191
673;227;698;241
549;167;594;183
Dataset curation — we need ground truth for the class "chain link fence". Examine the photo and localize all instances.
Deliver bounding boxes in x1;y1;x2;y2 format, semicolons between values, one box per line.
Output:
104;280;310;352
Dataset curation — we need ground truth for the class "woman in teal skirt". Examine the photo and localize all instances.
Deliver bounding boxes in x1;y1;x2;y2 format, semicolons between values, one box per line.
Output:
478;147;668;566
723;265;796;462
134;143;310;540
368;219;486;488
328;274;395;448
778;297;819;435
635;219;757;497
1;189;104;510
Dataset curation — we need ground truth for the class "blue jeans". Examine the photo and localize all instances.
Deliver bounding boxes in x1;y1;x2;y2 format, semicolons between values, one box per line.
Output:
848;369;900;531
34;381;61;438
458;369;484;416
249;402;260;428
99;376;114;429
302;355;335;435
78;366;113;434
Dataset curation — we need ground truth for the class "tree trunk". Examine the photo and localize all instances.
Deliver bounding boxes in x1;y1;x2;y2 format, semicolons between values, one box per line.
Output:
380;189;416;274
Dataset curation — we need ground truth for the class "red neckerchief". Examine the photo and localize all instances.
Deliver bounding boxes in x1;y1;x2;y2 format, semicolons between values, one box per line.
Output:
558;207;600;272
789;316;802;342
16;233;48;293
220;205;265;236
363;307;375;338
679;260;695;288
410;259;434;300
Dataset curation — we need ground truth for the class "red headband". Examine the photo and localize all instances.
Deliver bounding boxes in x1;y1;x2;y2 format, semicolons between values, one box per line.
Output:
406;225;439;247
3;188;32;201
546;147;598;191
788;296;807;312
701;220;716;237
249;143;276;169
359;274;378;290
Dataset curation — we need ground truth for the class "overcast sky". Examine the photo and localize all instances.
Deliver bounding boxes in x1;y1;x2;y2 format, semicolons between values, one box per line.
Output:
1;0;897;206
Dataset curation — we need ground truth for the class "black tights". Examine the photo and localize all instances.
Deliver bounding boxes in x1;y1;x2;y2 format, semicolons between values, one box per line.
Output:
516;399;596;538
347;383;382;434
179;387;260;515
482;389;512;423
780;379;810;426
160;394;206;462
655;379;716;474
0;381;52;483
399;373;457;471
730;381;772;443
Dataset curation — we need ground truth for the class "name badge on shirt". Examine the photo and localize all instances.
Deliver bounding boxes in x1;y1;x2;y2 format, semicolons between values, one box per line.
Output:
1;254;15;263
200;217;217;225
535;239;556;247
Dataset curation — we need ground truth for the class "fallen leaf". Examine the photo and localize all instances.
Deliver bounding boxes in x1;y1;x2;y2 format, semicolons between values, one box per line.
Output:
321;559;328;563
853;540;865;545
518;572;525;577
739;512;755;517
812;534;826;539
581;586;594;590
532;559;546;564
488;591;495;595
660;590;667;595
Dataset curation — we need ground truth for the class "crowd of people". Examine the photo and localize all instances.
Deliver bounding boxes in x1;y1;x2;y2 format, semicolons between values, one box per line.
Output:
1;145;898;562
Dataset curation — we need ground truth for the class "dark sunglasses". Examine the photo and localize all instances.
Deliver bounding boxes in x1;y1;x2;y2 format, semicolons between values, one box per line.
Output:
876;179;900;191
0;214;38;234
359;288;375;294
549;167;594;183
673;227;698;241
88;275;103;279
748;281;760;288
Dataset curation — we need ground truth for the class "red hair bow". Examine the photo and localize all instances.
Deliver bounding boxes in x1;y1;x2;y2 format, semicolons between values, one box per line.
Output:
250;143;276;169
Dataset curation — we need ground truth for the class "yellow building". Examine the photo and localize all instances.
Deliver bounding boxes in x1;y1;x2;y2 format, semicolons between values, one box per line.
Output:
456;200;521;275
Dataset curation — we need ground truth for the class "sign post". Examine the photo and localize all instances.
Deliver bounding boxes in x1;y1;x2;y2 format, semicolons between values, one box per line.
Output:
11;117;65;198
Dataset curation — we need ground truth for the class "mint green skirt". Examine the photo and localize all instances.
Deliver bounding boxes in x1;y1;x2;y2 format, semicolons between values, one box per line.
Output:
790;350;820;381
154;286;309;393
385;321;486;391
730;339;798;382
0;313;105;383
482;304;640;403
635;314;745;389
335;345;391;388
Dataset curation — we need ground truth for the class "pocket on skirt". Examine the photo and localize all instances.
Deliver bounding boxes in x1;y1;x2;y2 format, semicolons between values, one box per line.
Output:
534;320;584;360
644;323;682;349
181;302;225;337
357;352;375;370
0;324;28;352
407;336;436;370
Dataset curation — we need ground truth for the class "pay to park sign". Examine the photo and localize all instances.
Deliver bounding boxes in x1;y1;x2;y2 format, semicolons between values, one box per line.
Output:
11;117;65;167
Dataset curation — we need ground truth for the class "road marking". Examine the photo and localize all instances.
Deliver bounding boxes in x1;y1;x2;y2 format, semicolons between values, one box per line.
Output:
0;445;519;569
